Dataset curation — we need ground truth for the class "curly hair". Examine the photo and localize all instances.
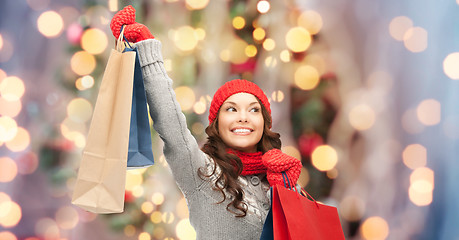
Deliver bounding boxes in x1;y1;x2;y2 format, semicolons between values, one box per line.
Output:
200;99;281;217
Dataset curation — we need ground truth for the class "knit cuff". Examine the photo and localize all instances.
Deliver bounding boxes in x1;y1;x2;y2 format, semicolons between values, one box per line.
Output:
262;149;301;173
134;38;163;67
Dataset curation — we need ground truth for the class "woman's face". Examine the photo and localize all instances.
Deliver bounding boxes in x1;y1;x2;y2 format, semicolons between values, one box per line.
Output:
217;93;264;153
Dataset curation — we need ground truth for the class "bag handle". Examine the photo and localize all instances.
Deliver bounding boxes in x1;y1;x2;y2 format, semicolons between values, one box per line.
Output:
116;25;133;52
281;171;319;209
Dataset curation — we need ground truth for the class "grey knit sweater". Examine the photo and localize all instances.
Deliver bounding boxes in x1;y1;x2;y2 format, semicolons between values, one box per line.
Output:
135;39;271;240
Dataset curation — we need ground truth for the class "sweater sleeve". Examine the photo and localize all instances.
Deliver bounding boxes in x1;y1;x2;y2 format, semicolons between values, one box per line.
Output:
134;39;205;196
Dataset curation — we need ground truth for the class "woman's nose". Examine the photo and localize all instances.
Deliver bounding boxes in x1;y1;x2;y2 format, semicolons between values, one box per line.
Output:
238;111;248;122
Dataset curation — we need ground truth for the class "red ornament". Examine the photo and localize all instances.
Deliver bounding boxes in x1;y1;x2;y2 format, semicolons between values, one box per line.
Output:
230;58;257;74
298;133;324;157
124;190;135;203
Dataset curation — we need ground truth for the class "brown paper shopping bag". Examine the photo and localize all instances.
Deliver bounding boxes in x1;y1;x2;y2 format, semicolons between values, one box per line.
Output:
71;31;136;214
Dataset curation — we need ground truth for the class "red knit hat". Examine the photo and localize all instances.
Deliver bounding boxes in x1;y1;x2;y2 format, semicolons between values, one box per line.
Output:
208;79;271;126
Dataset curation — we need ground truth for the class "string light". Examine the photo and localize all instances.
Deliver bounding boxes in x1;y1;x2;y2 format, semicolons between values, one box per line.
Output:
37;11;64;38
403;27;428;53
416;99;441;126
361;216;389;240
257;0;270;14
443;52;459;80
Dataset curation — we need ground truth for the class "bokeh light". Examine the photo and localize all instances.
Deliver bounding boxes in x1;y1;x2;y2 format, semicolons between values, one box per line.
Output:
403;27;428;53
245;45;257;57
139;232;151;240
410;167;434;186
125;170;144;191
232;16;246;30
416;99;440;126
0;76;25;101
294;65;320;90
55;206;79;230
37;11;64;38
339;196;365;221
311;145;338;171
298;10;323;35
253;28;266;41
0;231;17;240
271;90;284;102
162;212;175;224
141;202;154;214
67;23;83;45
173;26;199;52
0;200;22;228
152;193;165;205
124;225;136;237
150;211;162;224
443;52;459;80
0;157;17;183
409;167;434;206
286;27;311;52
75;75;95;90
67;98;93;123
228;39;249;64
5;127;30;152
0;97;22;118
195;28;206;40
257;0;270;14
402;144;427;170
263;38;275;51
175;86;196;111
185;0;210;10
264;56;277;68
0;116;18;142
361;216;389;240
108;0;118;12
280;50;291;62
176;219;196;240
81;28;108;54
60;117;87;144
70;51;96;75
389;16;413;41
193;96;207;115
348;104;376;130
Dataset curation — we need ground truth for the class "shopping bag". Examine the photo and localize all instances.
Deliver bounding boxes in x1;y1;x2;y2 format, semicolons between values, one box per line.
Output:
71;28;135;214
260;188;274;240
123;44;154;169
272;173;345;240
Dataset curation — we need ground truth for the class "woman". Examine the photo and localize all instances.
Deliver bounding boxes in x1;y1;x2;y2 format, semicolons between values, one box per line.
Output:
111;6;302;239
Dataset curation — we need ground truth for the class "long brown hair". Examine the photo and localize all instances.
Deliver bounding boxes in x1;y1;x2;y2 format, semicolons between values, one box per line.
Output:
200;99;281;217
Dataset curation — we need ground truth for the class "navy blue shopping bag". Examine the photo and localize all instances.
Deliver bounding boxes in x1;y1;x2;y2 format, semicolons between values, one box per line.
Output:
123;39;154;168
260;187;274;240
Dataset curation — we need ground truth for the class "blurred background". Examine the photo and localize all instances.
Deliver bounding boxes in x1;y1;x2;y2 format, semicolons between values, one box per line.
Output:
1;0;459;239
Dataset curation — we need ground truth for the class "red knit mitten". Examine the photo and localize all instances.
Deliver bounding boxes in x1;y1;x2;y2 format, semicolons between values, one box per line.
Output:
262;149;302;187
110;5;154;42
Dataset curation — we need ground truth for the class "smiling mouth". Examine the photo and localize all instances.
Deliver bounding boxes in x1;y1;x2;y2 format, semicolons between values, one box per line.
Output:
231;128;254;135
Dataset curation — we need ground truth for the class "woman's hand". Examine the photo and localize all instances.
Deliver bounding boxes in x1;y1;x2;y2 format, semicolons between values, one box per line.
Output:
110;5;154;43
262;149;302;187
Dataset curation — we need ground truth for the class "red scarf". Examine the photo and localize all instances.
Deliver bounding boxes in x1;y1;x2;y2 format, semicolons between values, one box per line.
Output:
228;149;267;176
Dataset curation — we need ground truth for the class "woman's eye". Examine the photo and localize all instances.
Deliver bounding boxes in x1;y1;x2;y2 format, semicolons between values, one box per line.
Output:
226;107;236;112
250;107;260;112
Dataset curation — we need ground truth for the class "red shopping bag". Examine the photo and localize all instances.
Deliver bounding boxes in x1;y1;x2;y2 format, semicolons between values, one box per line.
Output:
271;173;345;240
